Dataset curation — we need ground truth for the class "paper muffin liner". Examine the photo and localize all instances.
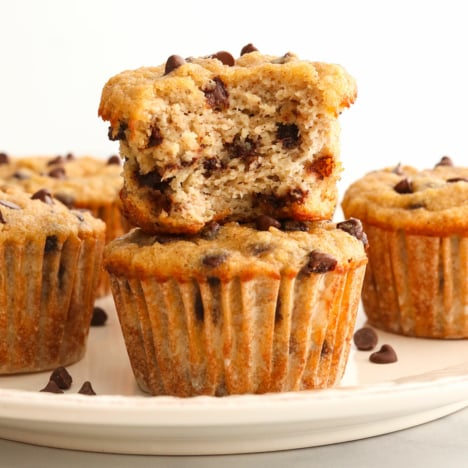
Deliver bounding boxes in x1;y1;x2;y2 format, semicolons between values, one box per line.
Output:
109;264;366;396
361;224;468;338
0;232;104;374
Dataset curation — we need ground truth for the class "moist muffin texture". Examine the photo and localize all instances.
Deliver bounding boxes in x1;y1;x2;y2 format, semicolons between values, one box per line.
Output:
342;157;468;338
0;153;127;296
105;220;368;396
99;48;357;234
0;187;106;374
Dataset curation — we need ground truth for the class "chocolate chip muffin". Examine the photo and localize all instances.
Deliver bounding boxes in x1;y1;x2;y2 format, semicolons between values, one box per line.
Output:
99;45;357;234
104;219;368;396
0;153;127;296
342;156;468;338
0;186;106;374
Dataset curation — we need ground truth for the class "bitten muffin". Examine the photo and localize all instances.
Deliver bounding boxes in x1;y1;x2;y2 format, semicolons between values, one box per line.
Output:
98;45;357;234
342;156;468;338
0;186;106;374
0;153;126;296
104;219;368;396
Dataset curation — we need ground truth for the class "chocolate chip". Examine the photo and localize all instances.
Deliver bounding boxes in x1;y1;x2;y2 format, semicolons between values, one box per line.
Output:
48;167;66;179
108;121;128;141
107;155;121;165
353;327;378;351
369;344;398;364
0;152;9;165
164;55;186;75
276;123;301;149
45;235;59;253
447;177;468;183
337;218;368;247
210;51;235;66
91;306;108;326
147;126;163;148
407;202;425;210
0;200;21;210
435;156;453;167
49;366;73;390
240;43;258;55
47;156;64;166
202;252;228;267
137;168;163;188
249;243;272;255
255;214;281;231
300;250;337;275
65;153;75;161
225;134;258;167
281;220;308;231
31;188;54;205
392;163;404;175
78;381;96;395
200;221;221;240
203;77;229;111
40;380;64;394
55;193;75;208
393;178;413;194
12;171;29;180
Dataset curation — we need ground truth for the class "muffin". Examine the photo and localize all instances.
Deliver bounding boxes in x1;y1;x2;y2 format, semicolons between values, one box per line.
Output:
104;219;368;396
0;186;106;374
98;46;357;234
0;152;126;296
342;156;468;338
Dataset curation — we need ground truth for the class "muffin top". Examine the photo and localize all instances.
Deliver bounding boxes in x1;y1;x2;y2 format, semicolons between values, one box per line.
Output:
342;157;468;235
0;186;105;242
0;153;122;206
104;219;368;282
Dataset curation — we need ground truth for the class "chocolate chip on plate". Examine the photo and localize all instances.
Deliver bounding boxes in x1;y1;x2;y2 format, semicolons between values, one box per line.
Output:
369;344;398;364
353;327;378;351
78;381;96;395
91;306;108;326
40;380;64;394
50;366;73;390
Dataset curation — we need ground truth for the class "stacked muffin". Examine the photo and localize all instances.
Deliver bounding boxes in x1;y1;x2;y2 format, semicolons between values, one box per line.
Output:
99;46;368;396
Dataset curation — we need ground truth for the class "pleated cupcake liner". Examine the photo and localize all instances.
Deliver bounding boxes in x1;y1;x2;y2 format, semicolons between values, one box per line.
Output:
109;264;366;397
0;232;104;374
361;224;468;338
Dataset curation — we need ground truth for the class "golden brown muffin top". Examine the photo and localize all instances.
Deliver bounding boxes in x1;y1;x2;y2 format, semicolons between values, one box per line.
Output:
0;186;105;241
104;219;368;282
341;157;468;235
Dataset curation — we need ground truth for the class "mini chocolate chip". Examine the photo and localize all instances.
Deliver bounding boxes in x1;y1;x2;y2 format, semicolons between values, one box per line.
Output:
281;220;309;231
47;156;64;166
0;152;9;164
300;250;337;275
40;380;64;394
48;167;66;179
447;177;468;183
164;55;186;75
369;344;398;364
12;171;29;180
0;211;5;224
78;381;96;395
225;134;258;164
65;153;75;161
55;193;75;208
200;221;221;240
91;306;108;326
0;200;21;210
50;366;73;390
108;121;128;141
255;214;281;231
276;123;301;149
147;126;163;148
202;252;228;267
210;51;235;66
407;202;425;210
31;188;54;205
435;156;453;167
393;178;413;194
45;235;59;253
391;163;404;175
73;211;85;222
337;218;368;247
353;327;378;351
107;155;121;165
240;43;258;55
203;77;229;111
137;168;163;188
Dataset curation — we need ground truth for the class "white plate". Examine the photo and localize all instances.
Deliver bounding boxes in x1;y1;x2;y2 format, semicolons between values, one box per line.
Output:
1;296;468;455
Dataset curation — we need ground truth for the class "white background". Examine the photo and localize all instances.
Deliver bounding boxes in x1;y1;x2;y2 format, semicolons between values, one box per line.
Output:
1;0;467;205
